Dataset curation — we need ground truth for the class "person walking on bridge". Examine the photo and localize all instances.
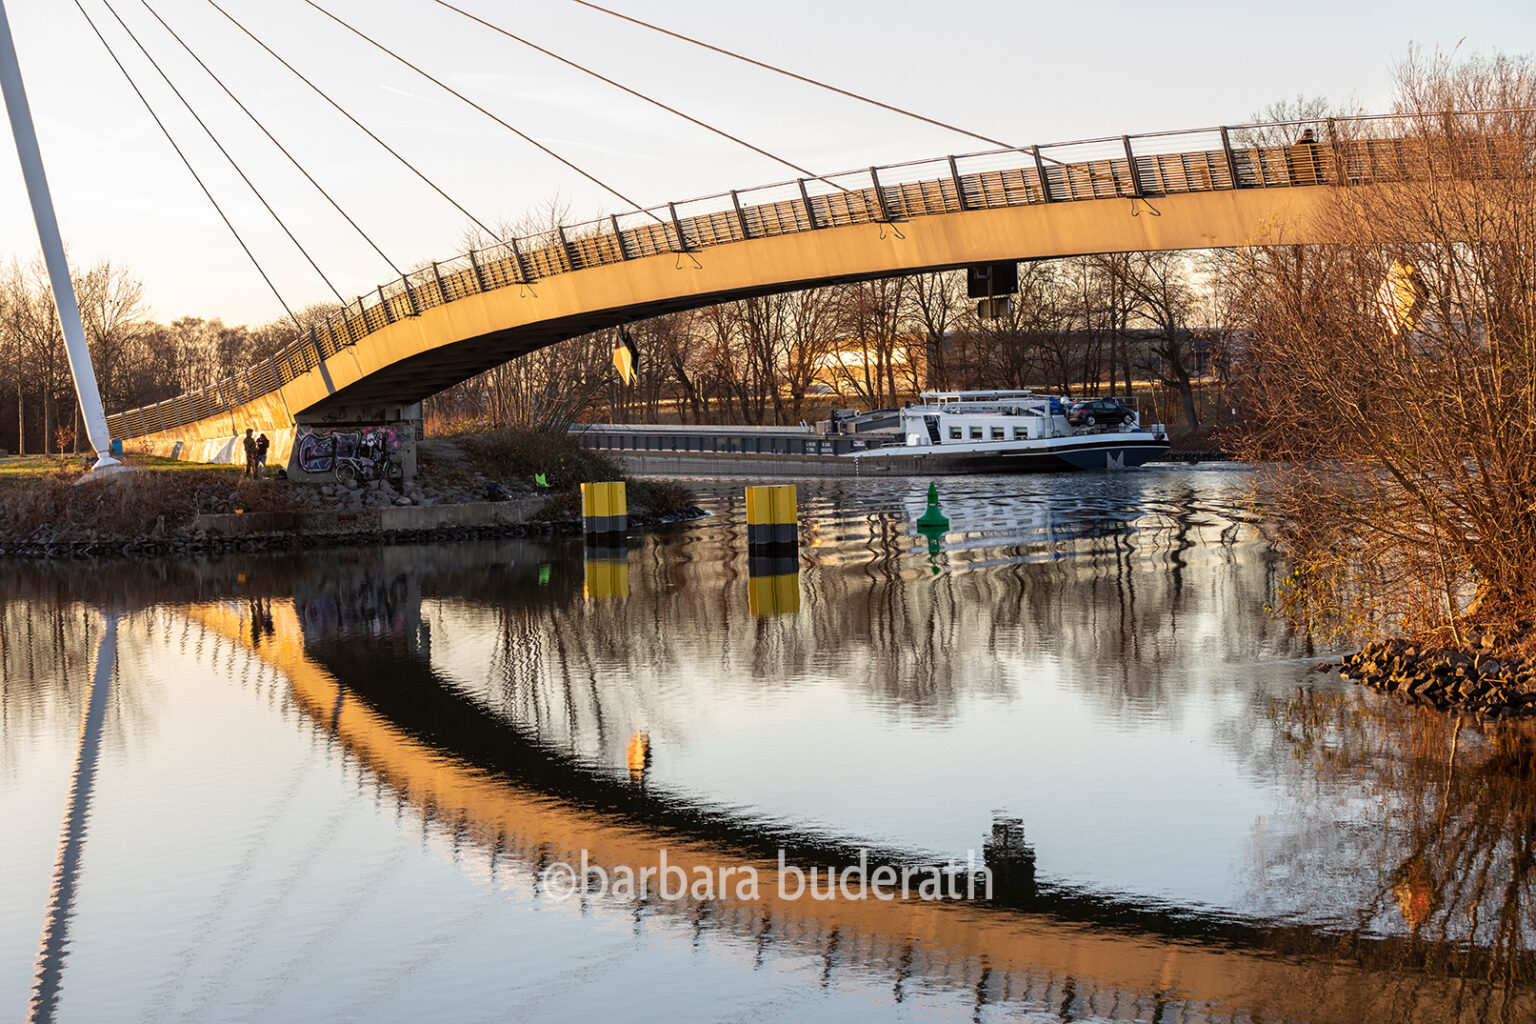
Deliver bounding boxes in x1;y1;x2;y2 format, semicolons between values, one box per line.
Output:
242;428;258;479
1291;127;1320;185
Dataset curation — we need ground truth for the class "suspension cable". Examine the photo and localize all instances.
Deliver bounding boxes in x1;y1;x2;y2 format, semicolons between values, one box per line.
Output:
96;0;345;303
297;0;660;221
72;0;298;326
564;0;1018;151
201;0;504;242
137;0;403;277
426;0;845;191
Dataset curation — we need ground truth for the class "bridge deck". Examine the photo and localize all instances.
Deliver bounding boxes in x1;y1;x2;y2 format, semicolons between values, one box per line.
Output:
105;119;1503;442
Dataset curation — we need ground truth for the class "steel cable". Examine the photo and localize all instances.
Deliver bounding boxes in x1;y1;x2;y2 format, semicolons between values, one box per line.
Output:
201;0;504;242
427;0;847;191
136;0;404;277
97;0;346;303
72;0;299;325
298;0;660;221
564;0;1018;151
562;0;1098;177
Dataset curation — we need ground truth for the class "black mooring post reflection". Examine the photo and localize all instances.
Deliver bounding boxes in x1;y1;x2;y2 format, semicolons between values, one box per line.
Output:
29;614;117;1024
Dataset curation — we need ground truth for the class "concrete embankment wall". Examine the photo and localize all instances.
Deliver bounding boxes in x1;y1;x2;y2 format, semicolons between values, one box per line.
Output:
129;427;299;467
609;451;870;478
190;496;548;537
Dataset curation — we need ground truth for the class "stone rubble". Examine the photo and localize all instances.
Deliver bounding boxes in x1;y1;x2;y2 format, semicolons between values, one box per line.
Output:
1340;637;1536;720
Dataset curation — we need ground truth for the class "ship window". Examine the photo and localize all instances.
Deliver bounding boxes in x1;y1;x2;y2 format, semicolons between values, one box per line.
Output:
949;426;962;440
969;426;983;440
991;427;1005;440
1013;427;1027;440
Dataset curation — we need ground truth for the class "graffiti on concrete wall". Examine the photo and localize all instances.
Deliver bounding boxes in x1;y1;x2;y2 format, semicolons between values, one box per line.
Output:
295;426;404;474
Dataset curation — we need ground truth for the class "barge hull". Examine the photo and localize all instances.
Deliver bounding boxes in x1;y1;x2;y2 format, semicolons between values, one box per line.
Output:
587;439;1170;478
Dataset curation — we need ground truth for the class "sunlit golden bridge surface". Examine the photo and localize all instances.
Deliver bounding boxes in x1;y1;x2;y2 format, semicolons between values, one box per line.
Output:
106;118;1464;462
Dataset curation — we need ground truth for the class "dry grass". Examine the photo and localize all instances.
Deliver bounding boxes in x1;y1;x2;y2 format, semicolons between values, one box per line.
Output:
0;467;303;542
444;427;696;520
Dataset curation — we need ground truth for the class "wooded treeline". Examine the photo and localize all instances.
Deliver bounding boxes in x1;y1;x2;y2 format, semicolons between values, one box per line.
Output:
0;232;1226;452
424;251;1224;434
0;245;1222;454
0;255;331;454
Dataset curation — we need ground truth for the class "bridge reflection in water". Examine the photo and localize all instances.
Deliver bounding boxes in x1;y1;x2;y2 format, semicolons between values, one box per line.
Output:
4;473;1534;1022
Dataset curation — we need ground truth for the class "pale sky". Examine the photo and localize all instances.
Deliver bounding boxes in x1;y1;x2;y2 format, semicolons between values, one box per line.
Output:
0;0;1530;326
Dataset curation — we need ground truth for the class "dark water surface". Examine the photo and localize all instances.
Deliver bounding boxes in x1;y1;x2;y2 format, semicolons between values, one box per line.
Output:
3;466;1533;1023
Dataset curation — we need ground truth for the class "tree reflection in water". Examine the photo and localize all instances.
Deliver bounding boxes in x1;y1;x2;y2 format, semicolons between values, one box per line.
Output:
1258;690;1536;1008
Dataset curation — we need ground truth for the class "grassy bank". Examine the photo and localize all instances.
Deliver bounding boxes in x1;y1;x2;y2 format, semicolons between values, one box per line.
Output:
0;453;238;493
430;427;695;521
0;464;302;546
0;430;697;555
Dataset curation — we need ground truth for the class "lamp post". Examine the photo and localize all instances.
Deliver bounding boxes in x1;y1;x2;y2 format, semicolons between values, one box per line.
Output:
0;0;119;468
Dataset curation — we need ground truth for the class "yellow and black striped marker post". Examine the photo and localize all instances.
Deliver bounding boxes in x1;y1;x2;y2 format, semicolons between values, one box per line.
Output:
745;485;799;615
584;539;630;600
744;484;796;550
580;481;627;542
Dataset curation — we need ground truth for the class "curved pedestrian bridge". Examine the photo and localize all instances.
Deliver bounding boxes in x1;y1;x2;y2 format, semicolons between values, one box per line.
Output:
104;116;1459;454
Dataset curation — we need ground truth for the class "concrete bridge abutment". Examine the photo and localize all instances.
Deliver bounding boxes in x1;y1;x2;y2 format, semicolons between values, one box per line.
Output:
287;402;423;486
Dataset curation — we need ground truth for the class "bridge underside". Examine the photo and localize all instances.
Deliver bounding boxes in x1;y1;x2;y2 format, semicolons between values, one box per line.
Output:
124;186;1328;467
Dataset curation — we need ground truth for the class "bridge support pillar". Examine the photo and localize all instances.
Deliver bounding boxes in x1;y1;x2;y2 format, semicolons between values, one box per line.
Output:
289;402;422;487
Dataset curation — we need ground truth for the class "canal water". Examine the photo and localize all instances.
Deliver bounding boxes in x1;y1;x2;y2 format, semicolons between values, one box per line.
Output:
2;466;1532;1023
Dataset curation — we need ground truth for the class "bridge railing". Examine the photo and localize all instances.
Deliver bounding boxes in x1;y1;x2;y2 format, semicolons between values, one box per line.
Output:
105;110;1533;440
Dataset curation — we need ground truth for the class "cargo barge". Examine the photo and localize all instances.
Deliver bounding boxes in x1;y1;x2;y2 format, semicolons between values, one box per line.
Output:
573;391;1171;477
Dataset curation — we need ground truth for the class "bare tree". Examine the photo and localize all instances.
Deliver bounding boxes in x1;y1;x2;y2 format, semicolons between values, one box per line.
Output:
74;258;147;411
1101;252;1204;428
1224;50;1536;639
904;272;965;391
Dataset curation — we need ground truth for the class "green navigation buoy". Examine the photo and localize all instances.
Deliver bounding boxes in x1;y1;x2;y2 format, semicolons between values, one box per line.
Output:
915;482;949;530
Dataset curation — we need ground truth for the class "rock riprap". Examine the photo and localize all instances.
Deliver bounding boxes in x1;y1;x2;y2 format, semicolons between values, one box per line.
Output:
1340;638;1536;719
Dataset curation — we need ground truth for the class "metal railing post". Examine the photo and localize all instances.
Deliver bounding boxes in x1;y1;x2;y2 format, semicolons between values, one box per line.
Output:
729;190;750;240
610;214;630;260
430;260;447;301
1121;135;1143;197
467;249;488;292
1032;146;1053;202
402;275;421;316
1325;116;1340;183
557;225;577;272
947;155;968;210
1219;126;1240;189
869;166;891;222
667;201;690;250
797;179;819;228
377;285;395;324
510;238;531;283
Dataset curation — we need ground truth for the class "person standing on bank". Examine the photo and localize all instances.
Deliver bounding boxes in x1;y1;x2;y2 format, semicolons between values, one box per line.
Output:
254;432;270;479
242;428;258;479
